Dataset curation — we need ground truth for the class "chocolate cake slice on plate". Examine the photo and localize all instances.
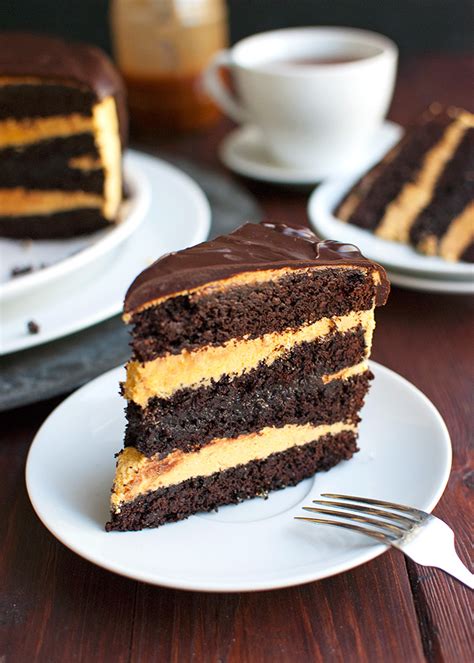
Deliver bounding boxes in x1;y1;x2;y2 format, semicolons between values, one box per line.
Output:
107;222;389;531
336;104;474;262
0;32;126;238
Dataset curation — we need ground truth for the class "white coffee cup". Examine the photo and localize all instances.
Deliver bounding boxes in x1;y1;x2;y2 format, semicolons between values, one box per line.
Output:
204;27;398;177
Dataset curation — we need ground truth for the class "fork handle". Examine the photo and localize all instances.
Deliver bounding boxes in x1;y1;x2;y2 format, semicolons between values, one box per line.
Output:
400;519;473;590
434;551;474;589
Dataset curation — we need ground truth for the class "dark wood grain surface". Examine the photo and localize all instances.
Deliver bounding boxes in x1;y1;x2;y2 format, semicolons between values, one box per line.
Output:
1;54;473;663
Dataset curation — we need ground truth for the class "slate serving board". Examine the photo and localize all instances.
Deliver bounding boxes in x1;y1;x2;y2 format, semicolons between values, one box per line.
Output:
0;157;262;411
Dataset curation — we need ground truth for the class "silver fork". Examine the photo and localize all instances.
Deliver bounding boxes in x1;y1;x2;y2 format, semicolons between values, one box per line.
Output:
295;493;473;588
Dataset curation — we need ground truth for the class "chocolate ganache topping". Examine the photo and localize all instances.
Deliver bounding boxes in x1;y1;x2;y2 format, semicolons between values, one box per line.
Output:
124;222;389;314
0;32;127;144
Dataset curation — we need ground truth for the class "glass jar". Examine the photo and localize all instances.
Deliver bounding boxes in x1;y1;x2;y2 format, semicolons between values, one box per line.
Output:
110;0;228;132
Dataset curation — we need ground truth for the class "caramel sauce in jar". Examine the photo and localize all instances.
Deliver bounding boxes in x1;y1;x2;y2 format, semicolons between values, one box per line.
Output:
110;0;228;132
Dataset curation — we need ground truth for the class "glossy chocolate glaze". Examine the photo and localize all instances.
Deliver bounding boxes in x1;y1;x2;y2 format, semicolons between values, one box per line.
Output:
0;32;127;144
125;222;389;313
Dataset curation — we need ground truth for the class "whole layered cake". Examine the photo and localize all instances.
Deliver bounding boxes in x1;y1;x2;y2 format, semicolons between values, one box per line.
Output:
107;222;389;531
336;104;474;262
0;32;126;238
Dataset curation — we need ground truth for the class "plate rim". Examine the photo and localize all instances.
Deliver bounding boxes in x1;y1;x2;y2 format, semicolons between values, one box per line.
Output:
25;360;452;593
0;152;152;303
387;269;474;294
220;125;318;184
0;151;212;355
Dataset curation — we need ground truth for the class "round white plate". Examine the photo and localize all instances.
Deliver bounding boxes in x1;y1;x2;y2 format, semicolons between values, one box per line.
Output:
0;151;211;355
308;131;474;281
387;269;474;294
219;122;403;185
0;153;151;304
26;361;451;593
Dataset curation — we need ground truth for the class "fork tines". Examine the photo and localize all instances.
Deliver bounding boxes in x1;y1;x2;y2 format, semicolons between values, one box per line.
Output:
295;493;427;544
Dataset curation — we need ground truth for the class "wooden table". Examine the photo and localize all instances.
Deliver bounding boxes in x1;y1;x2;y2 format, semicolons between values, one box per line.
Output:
1;54;472;662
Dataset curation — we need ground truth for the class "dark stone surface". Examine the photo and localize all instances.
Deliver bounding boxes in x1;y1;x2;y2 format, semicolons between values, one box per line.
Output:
0;157;262;411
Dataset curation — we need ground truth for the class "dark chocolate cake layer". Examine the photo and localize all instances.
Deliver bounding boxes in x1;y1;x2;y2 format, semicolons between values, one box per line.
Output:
0;83;96;120
127;372;369;457
131;268;376;362
0;132;98;160
106;430;357;531
0;208;109;238
409;128;474;246
0;165;104;193
0;132;104;197
335;108;452;230
0;143;104;192
125;331;370;456
124;222;388;316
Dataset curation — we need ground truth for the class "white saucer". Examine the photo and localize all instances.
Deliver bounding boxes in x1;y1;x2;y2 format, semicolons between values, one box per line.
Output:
387;269;474;294
0;154;151;304
26;361;451;593
0;151;211;355
219;122;403;185
308;133;474;282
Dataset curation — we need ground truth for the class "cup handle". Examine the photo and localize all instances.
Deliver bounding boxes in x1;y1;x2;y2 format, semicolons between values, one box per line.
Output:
203;50;250;124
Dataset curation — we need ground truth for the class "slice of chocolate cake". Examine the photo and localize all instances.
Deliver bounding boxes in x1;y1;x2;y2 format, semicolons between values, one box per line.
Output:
0;32;127;238
106;222;389;531
336;104;474;262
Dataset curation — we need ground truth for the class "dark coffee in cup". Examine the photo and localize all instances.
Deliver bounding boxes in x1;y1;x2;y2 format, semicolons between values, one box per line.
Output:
267;54;369;67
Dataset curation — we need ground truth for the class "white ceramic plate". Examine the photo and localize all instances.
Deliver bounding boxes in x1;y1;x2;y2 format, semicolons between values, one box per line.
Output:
26;361;451;593
220;122;403;185
0;153;151;304
387;269;474;294
308;128;474;281
0;151;211;355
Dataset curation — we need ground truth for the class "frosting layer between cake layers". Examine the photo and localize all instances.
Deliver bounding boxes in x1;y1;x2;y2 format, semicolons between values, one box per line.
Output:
107;430;358;531
112;422;357;508
124;309;374;406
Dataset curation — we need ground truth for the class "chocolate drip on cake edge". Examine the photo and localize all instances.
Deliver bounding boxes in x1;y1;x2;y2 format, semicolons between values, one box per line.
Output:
124;222;388;316
130;268;376;361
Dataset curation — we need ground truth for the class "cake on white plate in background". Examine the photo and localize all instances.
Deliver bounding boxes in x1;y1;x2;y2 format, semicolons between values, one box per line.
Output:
336;104;474;262
0;32;127;238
